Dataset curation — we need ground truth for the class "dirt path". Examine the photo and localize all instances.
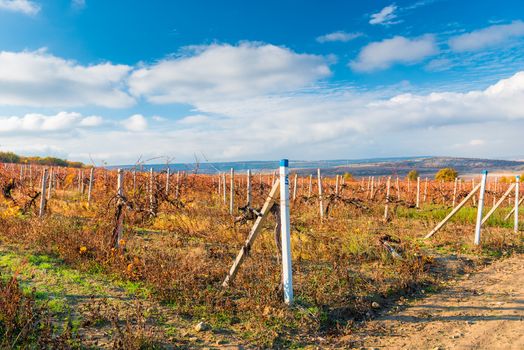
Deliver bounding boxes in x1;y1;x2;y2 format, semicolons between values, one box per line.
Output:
348;254;523;349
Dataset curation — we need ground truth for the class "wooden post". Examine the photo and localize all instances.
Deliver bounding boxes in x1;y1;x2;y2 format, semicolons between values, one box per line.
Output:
335;175;339;196
481;182;515;225
149;168;156;215
425;182;482;239
39;168;48;217
279;159;293;304
166;167;170;195
369;176;374;199
230;168;235;215
87;167;94;206
47;167;53;200
452;177;458;207
384;176;391;221
246;169;252;206
132;169;136;192
474;171;488;245
317;168;324;219
80;170;85;194
416;177;420;208
175;170;180;199
222;172;227;204
308;174;312;198
222;180;280;287
396;176;401;200
423;177;428;203
114;168;125;248
515;175;520;233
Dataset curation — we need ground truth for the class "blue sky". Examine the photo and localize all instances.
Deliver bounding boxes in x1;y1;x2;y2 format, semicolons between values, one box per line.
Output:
0;0;524;164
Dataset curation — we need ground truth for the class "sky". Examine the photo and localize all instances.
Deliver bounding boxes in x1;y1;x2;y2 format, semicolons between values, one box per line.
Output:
0;0;524;165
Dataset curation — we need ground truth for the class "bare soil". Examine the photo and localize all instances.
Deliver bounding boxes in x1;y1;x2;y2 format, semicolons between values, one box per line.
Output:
345;254;523;350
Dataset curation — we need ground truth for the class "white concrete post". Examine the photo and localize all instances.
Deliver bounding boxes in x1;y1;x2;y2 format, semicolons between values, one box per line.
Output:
222;172;227;204
279;159;293;305
474;171;488;245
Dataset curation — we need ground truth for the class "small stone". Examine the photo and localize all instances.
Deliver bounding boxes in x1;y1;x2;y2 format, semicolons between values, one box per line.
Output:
194;321;210;332
371;302;380;309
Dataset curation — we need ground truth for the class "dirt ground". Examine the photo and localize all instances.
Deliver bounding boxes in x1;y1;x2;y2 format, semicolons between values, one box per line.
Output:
346;254;523;350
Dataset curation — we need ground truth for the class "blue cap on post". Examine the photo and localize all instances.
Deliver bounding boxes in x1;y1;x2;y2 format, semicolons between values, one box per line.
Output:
482;170;488;175
280;159;289;167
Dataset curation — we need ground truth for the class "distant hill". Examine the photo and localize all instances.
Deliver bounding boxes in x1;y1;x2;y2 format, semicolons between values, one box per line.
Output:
312;157;524;177
111;156;524;177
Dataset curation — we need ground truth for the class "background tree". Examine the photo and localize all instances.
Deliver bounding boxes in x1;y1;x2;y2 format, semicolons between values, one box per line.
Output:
435;168;458;181
407;169;419;180
343;172;353;181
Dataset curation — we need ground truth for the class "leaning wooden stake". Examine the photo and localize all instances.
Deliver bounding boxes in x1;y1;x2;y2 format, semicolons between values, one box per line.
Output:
39;168;48;217
113;169;125;248
425;182;482;239
505;197;524;221
222;180;280;287
292;173;298;201
481;182;515;225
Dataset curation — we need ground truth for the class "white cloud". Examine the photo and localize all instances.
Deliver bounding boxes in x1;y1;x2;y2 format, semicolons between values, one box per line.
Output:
122;114;148;132
369;5;399;25
128;42;331;104
449;21;524;52
316;31;363;43
350;35;438;72
0;0;39;15
79;115;103;127
39;70;522;164
0;49;134;108
0;112;104;133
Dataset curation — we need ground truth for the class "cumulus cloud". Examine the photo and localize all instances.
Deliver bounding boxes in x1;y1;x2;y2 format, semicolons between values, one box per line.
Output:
128;42;331;104
449;20;524;52
122;114;148;131
3;71;524;164
350;35;438;72
0;49;134;108
0;112;104;133
316;31;363;43
369;5;399;25
0;0;39;15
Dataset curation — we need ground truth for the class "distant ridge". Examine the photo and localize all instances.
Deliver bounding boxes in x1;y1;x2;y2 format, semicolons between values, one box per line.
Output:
108;156;524;177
